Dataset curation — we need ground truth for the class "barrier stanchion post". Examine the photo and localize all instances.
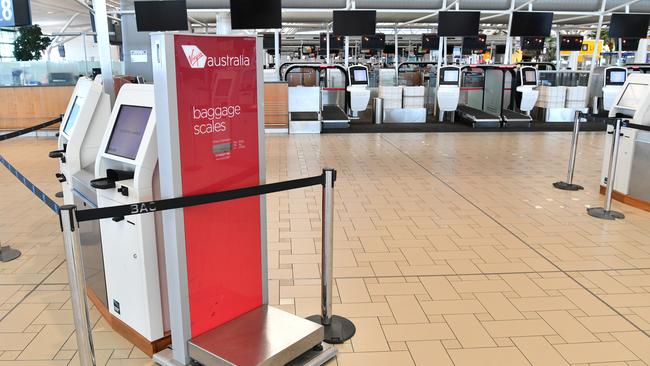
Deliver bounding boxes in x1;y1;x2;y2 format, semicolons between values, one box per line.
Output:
587;119;625;220
308;169;356;344
0;240;21;262
554;111;585;191
59;205;96;366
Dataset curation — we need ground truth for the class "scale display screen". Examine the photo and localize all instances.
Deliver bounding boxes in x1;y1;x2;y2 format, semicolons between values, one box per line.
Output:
63;96;82;135
353;69;368;82
444;69;459;82
524;70;537;83
617;83;647;110
610;71;626;84
105;105;152;160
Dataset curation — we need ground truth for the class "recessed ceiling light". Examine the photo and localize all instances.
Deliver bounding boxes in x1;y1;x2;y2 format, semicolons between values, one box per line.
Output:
47;11;54;14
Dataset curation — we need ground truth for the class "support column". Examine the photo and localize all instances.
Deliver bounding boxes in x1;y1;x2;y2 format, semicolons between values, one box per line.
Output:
504;0;516;65
92;0;115;104
555;30;561;69
216;12;232;35
344;36;349;68
586;0;607;103
274;30;280;75
394;24;399;76
120;0;154;83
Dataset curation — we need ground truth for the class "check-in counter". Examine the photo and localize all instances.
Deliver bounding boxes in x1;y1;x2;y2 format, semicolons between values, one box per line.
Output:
0;85;74;129
264;81;289;131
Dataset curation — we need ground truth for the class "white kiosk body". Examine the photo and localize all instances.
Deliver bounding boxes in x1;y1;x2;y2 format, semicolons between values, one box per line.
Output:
600;73;650;200
437;66;461;120
347;65;371;118
602;67;627;112
516;66;539;114
53;77;111;205
93;84;166;341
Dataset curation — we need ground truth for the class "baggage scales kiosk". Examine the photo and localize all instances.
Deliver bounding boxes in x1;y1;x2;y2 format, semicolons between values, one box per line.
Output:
150;33;336;366
456;65;536;128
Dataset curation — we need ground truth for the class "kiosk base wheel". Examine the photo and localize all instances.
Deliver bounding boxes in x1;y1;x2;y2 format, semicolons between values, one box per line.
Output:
587;207;625;220
0;246;21;262
307;315;356;344
553;181;584;191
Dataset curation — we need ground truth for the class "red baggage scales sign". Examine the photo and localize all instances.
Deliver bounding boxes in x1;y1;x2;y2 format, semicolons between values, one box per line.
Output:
173;35;262;337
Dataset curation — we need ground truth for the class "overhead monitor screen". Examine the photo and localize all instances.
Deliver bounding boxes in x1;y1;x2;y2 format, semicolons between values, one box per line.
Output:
438;11;480;37
320;33;344;50
609;14;650;38
362;34;386;50
524;70;537;83
511;12;553;36
105;105;152;160
63;96;82;136
444;70;459;82
610;71;627;84
353;69;367;82
134;0;188;31
230;0;281;29
621;38;641;51
617;83;647;110
521;36;545;50
422;34;440;50
333;10;376;36
262;33;281;50
462;34;487;54
560;35;584;51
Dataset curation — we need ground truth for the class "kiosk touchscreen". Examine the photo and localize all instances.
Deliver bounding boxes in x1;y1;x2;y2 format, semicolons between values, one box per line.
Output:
92;84;167;342
437;66;461;121
516;66;539;115
51;77;111;205
600;73;650;200
347;65;371;118
602;67;628;112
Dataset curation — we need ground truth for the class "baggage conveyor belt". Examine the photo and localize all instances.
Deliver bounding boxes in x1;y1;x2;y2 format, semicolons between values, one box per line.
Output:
502;109;532;127
456;105;501;128
321;105;349;129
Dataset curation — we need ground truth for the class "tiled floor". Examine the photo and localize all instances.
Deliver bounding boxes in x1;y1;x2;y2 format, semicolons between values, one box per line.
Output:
1;131;650;365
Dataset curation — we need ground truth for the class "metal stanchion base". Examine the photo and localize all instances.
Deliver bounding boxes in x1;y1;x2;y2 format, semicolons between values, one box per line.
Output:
0;246;21;262
587;207;625;220
553;181;584;191
307;315;356;344
55;191;64;198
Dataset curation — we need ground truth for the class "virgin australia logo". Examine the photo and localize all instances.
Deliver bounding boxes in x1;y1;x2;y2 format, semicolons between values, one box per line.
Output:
181;45;206;69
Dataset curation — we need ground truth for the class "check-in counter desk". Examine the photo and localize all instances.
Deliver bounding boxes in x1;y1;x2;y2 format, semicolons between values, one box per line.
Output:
264;81;289;131
0;84;75;129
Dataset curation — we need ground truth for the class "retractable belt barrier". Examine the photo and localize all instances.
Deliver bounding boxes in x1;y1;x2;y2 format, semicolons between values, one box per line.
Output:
74;172;334;223
0;116;63;215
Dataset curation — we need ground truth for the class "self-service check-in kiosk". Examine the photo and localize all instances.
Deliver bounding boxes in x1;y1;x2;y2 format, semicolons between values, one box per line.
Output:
51;76;111;205
51;76;112;308
150;33;332;366
600;73;650;202
602;67;627;112
516;66;539;116
347;65;371;118
91;83;167;342
437;66;461;122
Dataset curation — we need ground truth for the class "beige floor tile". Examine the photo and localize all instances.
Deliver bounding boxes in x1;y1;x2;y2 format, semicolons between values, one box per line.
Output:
18;324;73;360
554;341;638;364
448;347;532;366
349;317;389;352
445;314;496;348
386;295;428;324
407;340;453;366
336;351;415;366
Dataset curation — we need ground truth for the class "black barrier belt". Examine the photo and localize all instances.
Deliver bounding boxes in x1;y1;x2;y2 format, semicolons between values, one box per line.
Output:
0;116;62;141
0;154;60;214
626;122;650;132
75;174;329;223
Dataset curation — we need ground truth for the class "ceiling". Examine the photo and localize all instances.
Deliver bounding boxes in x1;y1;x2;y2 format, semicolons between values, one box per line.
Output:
28;0;650;37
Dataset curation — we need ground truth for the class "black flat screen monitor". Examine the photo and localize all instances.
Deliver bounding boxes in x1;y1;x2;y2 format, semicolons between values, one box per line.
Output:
333;10;376;36
105;105;152;160
511;12;553;36
320;33;344;50
383;44;395;54
134;0;188;31
609;13;650;38
621;38;641;51
438;11;480;37
263;33;281;50
495;44;506;54
422;34;440;50
63;96;82;136
362;34;385;50
462;34;487;54
606;69;627;85
230;0;281;29
560;35;584;51
521;37;545;51
0;0;31;27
